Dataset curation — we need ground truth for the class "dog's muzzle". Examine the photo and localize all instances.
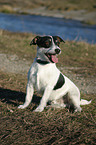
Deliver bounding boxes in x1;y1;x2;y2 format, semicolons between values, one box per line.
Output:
45;48;61;63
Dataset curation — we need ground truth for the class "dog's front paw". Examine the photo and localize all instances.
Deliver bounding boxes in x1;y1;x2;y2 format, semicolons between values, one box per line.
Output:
34;106;44;112
18;104;27;109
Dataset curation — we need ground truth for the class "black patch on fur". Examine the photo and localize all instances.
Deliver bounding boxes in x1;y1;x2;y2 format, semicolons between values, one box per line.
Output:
30;36;65;47
37;36;52;48
53;73;65;90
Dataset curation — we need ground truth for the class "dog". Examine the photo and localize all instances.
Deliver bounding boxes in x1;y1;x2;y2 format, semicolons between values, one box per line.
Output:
18;35;91;112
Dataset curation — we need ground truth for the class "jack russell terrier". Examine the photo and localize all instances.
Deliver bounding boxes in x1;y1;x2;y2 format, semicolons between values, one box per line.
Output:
18;35;91;112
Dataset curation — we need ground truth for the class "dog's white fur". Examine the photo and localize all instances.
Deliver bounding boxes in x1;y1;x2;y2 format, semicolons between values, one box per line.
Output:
18;36;91;112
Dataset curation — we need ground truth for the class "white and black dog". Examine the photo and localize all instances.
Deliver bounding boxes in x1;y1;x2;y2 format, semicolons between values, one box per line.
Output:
18;35;91;112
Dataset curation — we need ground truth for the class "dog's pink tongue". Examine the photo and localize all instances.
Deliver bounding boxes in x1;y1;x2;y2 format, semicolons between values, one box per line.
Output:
51;55;58;63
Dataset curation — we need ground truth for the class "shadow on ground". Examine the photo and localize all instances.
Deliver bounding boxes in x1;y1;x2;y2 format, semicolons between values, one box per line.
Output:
0;88;41;107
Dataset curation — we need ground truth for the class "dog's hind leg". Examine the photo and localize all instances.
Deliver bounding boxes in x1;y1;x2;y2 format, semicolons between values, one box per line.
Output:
18;83;34;109
67;88;82;112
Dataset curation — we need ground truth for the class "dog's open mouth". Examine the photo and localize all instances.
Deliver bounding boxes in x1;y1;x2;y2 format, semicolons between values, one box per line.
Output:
45;53;58;63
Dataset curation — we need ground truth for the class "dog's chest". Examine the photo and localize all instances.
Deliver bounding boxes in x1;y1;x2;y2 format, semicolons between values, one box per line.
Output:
28;62;59;92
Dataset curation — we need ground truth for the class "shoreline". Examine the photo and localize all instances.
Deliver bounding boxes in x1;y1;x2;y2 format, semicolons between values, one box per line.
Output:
21;7;96;25
1;6;96;25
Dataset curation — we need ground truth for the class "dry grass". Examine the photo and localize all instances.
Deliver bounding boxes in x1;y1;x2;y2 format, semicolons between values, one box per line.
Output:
0;30;96;144
0;0;96;14
0;30;96;69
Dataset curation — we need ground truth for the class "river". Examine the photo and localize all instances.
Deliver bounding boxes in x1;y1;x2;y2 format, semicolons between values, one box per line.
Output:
0;12;96;44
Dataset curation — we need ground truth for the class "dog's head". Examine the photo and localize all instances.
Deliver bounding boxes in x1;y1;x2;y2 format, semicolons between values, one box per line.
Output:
30;35;65;63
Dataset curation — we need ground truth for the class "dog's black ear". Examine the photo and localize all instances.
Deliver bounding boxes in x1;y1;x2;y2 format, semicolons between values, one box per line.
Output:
30;36;41;45
53;36;65;43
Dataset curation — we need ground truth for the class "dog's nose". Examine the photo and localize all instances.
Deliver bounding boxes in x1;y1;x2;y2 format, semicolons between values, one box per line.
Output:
55;49;61;54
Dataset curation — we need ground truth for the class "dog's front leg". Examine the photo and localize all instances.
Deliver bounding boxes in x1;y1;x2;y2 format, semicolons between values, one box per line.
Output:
34;86;52;112
18;83;34;109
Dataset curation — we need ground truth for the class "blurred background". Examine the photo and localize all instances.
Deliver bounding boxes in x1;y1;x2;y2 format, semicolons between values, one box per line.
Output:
0;0;96;43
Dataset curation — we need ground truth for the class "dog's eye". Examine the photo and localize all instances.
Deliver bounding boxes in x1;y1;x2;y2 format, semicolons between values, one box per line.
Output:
44;40;51;48
45;41;49;46
55;40;60;46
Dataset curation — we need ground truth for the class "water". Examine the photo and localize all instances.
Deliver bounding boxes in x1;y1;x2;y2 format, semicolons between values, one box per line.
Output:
0;12;96;44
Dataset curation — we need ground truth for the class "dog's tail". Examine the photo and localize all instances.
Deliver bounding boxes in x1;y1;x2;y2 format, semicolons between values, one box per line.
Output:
80;99;92;105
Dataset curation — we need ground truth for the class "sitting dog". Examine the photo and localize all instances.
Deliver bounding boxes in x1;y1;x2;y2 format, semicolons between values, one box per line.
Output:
18;35;91;112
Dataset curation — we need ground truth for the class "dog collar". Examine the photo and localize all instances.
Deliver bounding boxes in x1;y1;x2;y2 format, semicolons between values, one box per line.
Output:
36;59;49;65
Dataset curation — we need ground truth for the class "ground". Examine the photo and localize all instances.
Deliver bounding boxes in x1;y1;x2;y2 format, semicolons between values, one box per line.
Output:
0;30;96;144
